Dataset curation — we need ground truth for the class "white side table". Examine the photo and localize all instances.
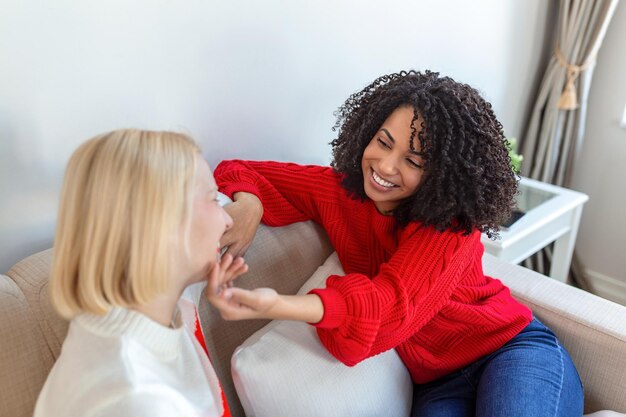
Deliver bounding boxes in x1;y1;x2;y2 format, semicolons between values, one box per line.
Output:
481;177;588;282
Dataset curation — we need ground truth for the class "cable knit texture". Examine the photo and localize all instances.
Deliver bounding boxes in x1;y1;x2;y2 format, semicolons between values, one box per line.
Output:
215;160;532;383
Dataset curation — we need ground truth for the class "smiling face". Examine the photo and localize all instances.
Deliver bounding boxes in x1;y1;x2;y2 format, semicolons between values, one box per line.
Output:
361;106;425;214
182;158;233;285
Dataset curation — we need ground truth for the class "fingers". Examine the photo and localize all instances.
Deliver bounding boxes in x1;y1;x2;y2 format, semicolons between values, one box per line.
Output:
206;261;222;298
206;254;248;297
220;252;235;270
223;255;248;279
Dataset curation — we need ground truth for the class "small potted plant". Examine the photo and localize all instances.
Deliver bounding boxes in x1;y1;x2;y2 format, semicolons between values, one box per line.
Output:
502;137;525;229
507;137;523;174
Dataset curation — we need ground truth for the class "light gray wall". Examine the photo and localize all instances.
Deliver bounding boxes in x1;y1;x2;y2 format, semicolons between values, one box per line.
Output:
571;0;626;304
0;0;553;272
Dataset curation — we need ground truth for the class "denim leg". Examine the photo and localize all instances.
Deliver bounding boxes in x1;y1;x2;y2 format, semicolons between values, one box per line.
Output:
410;366;476;417
411;318;583;417
475;318;584;417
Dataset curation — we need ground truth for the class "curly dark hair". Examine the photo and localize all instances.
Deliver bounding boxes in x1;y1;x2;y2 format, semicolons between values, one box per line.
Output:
330;70;518;239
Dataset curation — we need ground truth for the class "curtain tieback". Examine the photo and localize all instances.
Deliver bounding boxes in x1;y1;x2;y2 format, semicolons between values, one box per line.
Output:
555;45;594;110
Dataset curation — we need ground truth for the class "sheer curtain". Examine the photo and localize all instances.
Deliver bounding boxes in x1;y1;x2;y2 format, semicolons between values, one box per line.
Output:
520;0;619;288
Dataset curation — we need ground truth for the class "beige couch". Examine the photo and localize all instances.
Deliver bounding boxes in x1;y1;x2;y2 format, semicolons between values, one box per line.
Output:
2;221;625;417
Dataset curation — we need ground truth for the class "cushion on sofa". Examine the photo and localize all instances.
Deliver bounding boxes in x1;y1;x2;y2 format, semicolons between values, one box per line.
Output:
232;251;626;417
231;252;413;417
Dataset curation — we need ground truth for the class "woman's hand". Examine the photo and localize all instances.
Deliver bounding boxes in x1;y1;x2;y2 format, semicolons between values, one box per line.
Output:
206;253;249;297
207;277;324;323
207;287;280;321
221;192;263;257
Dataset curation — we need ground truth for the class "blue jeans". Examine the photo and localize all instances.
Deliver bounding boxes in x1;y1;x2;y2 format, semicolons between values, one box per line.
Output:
411;318;583;417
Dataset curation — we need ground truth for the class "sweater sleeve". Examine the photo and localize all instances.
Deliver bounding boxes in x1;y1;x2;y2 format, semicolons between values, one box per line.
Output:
308;227;482;366
214;160;340;226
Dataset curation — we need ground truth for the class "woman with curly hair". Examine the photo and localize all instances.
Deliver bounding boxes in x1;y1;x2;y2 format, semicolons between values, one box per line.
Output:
208;71;584;416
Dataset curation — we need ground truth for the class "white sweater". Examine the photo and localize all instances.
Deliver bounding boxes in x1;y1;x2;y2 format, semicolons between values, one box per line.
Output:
34;284;224;417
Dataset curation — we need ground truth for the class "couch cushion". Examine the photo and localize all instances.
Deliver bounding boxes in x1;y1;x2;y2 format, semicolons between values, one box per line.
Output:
231;253;413;417
483;253;626;414
0;274;56;417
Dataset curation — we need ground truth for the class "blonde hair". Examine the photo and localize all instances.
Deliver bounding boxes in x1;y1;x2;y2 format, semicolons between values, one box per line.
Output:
51;129;200;319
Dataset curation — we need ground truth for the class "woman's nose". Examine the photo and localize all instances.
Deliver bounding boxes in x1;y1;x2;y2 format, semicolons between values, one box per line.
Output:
379;153;399;175
223;210;233;230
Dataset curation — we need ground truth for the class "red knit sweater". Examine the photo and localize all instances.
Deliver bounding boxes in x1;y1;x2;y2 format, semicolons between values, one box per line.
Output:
215;160;532;384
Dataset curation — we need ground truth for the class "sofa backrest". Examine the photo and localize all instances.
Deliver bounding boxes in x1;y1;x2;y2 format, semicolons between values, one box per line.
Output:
0;222;333;417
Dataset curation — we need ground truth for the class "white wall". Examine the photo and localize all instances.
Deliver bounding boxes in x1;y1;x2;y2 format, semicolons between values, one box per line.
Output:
571;0;626;304
0;0;553;272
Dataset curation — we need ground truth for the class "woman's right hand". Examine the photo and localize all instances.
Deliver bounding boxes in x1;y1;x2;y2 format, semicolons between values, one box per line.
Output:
207;286;280;321
207;286;324;323
221;192;264;257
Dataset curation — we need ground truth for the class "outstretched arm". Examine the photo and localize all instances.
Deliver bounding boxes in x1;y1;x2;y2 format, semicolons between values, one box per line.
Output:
206;275;324;324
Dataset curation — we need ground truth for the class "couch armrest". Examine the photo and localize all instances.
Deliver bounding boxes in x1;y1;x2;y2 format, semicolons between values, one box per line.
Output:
483;254;626;414
0;275;56;417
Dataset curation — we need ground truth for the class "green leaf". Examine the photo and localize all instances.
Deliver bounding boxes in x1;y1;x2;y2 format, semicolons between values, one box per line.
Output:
506;137;523;173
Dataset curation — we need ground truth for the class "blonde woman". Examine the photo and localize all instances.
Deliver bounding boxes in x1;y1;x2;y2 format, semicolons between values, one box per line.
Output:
34;129;247;417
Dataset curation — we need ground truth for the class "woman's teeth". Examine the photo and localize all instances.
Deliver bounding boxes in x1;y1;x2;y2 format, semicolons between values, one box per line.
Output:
373;171;396;188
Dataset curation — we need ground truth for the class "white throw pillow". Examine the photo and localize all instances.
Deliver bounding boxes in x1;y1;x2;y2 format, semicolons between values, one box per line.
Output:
231;252;413;417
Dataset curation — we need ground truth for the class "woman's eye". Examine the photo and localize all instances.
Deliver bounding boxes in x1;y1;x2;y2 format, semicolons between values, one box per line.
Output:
377;138;391;149
407;159;422;169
